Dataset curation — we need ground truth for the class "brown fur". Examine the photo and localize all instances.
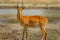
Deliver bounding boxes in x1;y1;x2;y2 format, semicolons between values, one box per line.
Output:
17;7;48;40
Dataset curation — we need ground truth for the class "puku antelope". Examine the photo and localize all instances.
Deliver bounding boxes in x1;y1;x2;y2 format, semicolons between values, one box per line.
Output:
16;5;48;40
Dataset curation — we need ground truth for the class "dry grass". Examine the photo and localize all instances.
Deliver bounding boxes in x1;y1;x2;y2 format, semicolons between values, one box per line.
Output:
0;25;60;40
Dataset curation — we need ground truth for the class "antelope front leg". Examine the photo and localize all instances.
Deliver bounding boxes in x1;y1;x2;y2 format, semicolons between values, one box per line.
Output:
22;28;25;40
25;26;28;39
22;26;28;40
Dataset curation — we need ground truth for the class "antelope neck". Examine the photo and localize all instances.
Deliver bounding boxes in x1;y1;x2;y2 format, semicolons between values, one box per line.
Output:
18;10;23;18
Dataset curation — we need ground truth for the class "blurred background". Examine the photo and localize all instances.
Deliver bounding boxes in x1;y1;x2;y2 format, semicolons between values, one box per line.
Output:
0;0;60;40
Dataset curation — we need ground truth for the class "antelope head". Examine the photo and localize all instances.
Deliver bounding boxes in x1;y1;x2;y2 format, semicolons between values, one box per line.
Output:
15;2;25;11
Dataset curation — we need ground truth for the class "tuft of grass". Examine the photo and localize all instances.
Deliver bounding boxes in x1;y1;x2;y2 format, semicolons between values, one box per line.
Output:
48;29;60;40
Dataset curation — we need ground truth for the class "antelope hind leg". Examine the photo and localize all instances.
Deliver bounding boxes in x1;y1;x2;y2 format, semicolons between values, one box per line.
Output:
44;29;48;40
40;24;47;40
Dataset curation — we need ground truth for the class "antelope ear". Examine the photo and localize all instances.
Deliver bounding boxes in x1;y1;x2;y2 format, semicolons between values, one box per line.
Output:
22;7;25;9
15;1;20;8
15;3;19;8
15;5;19;8
15;5;17;8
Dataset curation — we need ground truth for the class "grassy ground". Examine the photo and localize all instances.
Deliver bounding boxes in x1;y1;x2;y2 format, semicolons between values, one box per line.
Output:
0;27;60;40
48;29;60;40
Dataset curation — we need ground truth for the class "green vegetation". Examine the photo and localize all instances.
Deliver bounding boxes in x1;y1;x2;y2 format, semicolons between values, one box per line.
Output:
48;29;60;40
